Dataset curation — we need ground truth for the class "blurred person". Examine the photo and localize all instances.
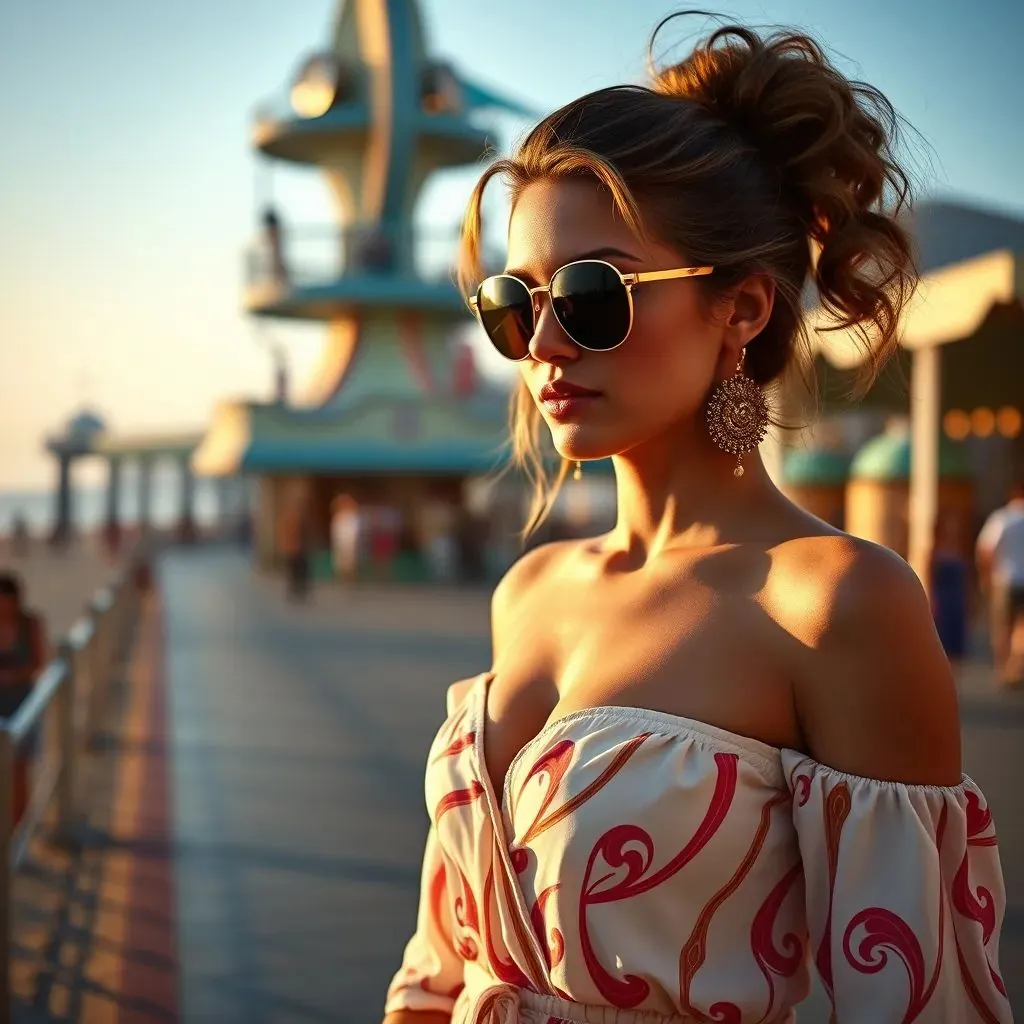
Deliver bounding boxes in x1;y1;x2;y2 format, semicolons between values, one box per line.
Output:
101;519;123;561
393;521;426;582
7;513;30;558
423;501;458;583
0;572;47;827
369;506;401;581
262;206;287;283
361;228;394;272
929;508;971;666
977;477;1024;686
330;495;362;583
382;16;1010;1024
280;497;312;602
453;507;485;583
427;528;457;584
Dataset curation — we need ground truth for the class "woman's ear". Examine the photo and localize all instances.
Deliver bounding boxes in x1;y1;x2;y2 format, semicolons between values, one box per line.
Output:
721;274;775;366
729;272;774;348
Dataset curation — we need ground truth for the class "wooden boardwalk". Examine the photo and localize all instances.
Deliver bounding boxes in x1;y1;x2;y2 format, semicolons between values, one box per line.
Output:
1;542;123;641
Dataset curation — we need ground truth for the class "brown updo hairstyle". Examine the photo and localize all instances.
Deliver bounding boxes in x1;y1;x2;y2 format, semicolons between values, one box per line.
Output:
459;12;918;537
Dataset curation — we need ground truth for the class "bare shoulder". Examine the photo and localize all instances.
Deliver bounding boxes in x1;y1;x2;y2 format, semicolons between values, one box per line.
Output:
490;538;582;661
770;531;962;786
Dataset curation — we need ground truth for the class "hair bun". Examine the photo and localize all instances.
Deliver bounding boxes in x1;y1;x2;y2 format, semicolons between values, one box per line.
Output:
649;17;910;241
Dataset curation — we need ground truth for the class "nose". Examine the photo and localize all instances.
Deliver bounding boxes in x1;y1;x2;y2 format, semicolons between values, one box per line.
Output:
527;293;578;364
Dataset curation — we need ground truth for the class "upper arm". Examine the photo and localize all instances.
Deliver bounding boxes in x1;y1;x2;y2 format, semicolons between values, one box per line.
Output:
976;513;1002;561
793;538;962;786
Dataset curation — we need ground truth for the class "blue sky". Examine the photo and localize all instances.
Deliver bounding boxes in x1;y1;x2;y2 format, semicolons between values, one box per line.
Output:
0;0;1021;487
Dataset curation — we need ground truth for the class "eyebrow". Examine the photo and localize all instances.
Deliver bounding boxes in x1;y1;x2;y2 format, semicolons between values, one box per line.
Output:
504;246;642;281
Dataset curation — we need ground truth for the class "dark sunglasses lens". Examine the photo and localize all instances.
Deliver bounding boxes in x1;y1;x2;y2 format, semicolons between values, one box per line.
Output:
476;277;533;360
551;262;630;351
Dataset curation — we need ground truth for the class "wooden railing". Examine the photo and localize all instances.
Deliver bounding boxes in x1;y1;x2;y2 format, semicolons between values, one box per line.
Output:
0;548;149;1021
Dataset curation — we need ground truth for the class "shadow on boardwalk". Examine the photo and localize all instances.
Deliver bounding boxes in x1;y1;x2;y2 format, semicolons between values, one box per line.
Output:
10;592;176;1023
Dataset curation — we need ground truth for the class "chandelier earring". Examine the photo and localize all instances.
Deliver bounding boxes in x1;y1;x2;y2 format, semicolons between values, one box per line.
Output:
705;349;769;478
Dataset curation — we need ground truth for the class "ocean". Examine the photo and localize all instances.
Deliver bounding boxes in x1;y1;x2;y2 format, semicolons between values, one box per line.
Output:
0;472;234;538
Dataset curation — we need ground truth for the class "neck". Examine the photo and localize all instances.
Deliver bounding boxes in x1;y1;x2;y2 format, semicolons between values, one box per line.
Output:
604;421;785;564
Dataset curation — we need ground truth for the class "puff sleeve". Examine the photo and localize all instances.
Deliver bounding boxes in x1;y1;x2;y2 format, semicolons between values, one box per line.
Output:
384;682;477;1017
383;823;466;1016
782;751;1012;1023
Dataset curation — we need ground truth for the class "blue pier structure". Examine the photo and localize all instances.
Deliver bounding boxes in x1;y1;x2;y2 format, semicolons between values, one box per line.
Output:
193;0;536;580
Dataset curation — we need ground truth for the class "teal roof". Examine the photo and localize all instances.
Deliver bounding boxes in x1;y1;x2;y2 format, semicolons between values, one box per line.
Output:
246;273;468;321
67;410;106;440
242;437;509;475
850;432;971;482
782;448;852;486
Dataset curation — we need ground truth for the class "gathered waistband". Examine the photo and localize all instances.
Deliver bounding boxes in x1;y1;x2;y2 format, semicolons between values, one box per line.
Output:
453;968;698;1024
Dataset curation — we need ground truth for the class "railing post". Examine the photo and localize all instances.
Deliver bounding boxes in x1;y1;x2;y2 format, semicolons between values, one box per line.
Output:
112;579;127;666
55;640;77;846
94;590;117;747
86;596;107;744
71;628;92;745
0;726;13;1024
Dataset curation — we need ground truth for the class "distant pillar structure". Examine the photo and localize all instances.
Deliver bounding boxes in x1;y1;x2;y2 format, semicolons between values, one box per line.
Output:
105;456;122;530
177;455;198;543
45;410;107;551
137;457;154;535
50;450;74;550
103;454;124;554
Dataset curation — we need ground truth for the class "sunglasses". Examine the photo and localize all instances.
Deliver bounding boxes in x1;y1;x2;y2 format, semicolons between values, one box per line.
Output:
468;258;714;361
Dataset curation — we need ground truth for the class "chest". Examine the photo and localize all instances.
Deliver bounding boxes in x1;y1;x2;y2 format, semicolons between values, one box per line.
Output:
485;571;795;801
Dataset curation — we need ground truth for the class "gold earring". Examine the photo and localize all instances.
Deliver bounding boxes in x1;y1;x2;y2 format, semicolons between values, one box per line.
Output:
706;350;769;478
573;461;583;481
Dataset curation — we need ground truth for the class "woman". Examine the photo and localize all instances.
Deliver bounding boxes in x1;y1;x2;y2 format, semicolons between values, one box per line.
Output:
0;572;47;827
383;17;1011;1024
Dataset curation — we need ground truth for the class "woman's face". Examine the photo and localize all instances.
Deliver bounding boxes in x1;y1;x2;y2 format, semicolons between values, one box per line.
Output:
506;178;732;465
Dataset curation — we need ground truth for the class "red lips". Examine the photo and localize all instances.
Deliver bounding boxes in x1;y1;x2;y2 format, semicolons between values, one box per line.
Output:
538;380;602;401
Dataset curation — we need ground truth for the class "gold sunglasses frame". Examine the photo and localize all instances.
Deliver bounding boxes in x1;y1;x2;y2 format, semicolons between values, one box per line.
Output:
468;258;714;360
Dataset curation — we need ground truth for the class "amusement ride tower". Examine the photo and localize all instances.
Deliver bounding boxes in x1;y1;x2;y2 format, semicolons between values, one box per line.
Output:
194;0;533;575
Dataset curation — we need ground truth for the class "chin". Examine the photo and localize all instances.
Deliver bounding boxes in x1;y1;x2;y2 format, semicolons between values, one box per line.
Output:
549;424;625;464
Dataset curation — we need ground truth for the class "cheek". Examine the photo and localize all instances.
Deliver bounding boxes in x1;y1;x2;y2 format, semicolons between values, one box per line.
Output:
612;305;719;407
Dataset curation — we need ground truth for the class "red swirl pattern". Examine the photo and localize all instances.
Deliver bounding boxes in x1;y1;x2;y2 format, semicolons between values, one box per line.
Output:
452;862;481;961
843;908;927;1021
814;780;851;1006
966;789;993;840
385;676;1012;1024
516;734;651;844
678;791;789;1021
580;752;739;1009
435;779;484;821
839;808;947;1023
432;730;477;763
530;883;565;970
953;851;997;945
482;864;534;991
793;774;811;808
750;863;804;1022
